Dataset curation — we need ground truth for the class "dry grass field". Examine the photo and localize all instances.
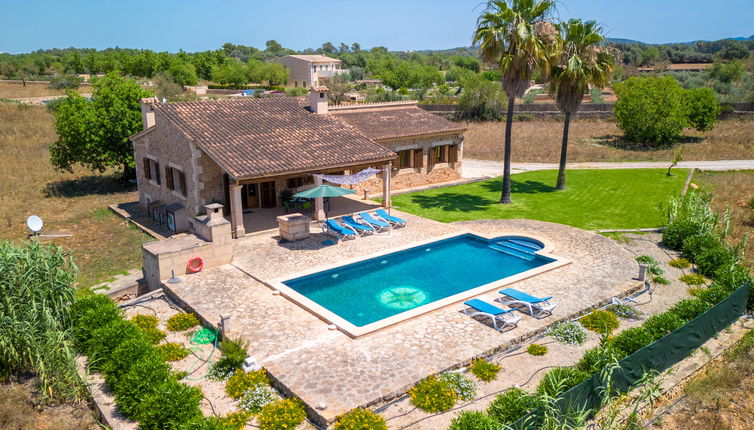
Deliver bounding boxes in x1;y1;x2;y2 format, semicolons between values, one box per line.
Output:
462;118;754;163
0;81;89;99
0;103;150;288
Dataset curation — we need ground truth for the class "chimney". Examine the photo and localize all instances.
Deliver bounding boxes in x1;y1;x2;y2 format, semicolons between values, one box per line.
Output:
309;86;329;114
140;98;156;129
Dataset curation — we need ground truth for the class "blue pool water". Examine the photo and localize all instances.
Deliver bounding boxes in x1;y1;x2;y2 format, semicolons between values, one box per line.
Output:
283;234;554;327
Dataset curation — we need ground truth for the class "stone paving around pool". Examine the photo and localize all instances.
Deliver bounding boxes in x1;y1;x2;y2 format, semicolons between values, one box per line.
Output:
164;212;641;424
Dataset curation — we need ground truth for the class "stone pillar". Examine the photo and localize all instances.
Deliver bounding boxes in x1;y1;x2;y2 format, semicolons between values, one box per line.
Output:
382;163;392;208
230;184;246;238
314;176;326;221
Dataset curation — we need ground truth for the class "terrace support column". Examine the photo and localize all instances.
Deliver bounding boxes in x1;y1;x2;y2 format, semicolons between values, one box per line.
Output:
314;176;326;221
230;184;246;238
382;163;392;208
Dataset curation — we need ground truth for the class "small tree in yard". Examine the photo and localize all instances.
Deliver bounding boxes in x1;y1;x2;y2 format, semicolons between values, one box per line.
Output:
685;87;720;132
614;76;689;147
456;73;506;121
51;71;152;180
327;73;352;105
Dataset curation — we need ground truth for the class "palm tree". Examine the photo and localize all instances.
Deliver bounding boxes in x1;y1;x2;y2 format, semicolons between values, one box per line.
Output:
548;19;614;190
473;0;557;204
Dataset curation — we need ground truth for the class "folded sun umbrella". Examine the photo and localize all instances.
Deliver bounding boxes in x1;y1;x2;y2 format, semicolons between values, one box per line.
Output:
294;185;357;245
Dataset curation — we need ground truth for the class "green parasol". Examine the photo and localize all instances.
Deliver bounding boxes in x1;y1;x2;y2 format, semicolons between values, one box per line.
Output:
293;184;356;199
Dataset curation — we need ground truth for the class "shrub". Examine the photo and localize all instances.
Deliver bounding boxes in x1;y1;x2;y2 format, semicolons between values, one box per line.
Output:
684;87;720;132
219;411;251;430
692;284;730;306
70;294;123;349
113;353;172;419
527;344;548;356
669;298;709;321
178;415;237;430
713;264;752;294
238;384;276;413
577;344;626;375
439;371;477;401
579;310;620;335
225;369;270;399
606;303;642;320
131;314;158;330
680;274;706;285
614;76;689;146
537;367;590;397
103;336;156;388
167;313;200;332
652;275;671;285
448;410;498;430
334;408;387;430
208;337;248;380
668;258;691;269
258;398;307;430
547;321;587;345
487;387;539;425
49;74;83;89
141;326;167;344
468;358;501;382
644;312;685;340
663;219;701;250
695;245;736;278
86;319;142;371
156;342;191;362
408;376;458;413
610;327;654;356
139;379;204;430
682;232;720;263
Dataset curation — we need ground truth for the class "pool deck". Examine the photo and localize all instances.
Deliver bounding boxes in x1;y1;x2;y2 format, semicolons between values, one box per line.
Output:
164;213;640;424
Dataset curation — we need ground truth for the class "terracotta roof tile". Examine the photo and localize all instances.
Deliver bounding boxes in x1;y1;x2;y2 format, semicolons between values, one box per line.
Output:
331;105;466;141
152;98;396;180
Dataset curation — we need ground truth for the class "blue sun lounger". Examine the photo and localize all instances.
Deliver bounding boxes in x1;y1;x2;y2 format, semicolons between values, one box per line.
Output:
341;216;374;236
498;288;557;317
463;299;521;331
324;219;357;240
358;212;389;232
375;209;407;228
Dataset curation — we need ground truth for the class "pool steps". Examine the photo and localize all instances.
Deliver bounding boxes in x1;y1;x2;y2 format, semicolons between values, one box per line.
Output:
487;242;536;260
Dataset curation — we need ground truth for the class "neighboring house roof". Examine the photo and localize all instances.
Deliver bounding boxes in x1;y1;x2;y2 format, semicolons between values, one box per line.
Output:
331;104;466;142
281;55;341;63
148;98;396;180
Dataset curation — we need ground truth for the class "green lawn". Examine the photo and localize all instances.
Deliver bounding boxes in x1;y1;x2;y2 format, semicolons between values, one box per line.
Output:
392;169;689;230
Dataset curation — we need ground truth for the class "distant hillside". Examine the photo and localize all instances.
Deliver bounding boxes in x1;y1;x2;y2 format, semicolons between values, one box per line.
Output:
730;35;754;41
606;38;645;45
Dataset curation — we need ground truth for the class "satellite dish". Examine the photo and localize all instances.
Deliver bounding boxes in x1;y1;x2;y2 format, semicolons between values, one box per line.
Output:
27;215;43;233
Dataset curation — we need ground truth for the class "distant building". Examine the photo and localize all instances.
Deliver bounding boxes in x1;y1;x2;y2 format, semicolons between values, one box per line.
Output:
273;55;349;88
637;63;712;73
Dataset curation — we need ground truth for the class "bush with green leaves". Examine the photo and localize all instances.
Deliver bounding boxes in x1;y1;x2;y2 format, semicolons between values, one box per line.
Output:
113;353;173;419
692;284;730;306
606;303;642;321
662;192;718;251
487;387;539;425
643;312;685;340
225;369;270;399
537;367;590;397
156;342;191;362
86;319;143;372
70;294;123;349
238;384;276;413
610;327;655;356
576;344;626;375
684;87;720;132
547;321;587;345
334;408;387;430
695;245;736;278
208;337;248;380
139;378;204;430
103;336;157;388
258;398;307;430
527;343;548;356
668;298;709;321
579;310;620;335
49;74;83;89
408;375;458;413
668;258;691;269
468;358;501;382
166;312;201;332
614;76;690;146
681;232;720;263
439;371;477;401
448;410;499;430
679;274;706;285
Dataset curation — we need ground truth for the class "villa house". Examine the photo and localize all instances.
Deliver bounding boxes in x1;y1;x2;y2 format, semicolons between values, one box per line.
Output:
131;88;465;238
273;55;348;88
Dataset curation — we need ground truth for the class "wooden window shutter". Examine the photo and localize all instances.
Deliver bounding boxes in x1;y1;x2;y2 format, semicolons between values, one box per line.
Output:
414;149;423;169
178;170;187;196
449;145;458;163
154;161;161;185
143;158;151;180
165;166;174;190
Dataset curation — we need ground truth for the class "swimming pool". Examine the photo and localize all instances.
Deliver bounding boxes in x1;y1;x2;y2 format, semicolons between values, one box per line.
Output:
275;233;569;337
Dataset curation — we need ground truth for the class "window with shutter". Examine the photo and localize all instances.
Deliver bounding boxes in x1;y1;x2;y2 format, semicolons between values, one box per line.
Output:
154;162;161;185
449;145;458;163
143;158;151;180
178;170;187;197
413;149;423;169
165;166;174;191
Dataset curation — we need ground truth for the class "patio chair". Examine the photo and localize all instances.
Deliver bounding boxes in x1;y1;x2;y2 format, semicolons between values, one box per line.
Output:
340;216;375;236
463;298;521;331
323;219;357;241
375;209;407;228
498;288;557;317
358;212;389;232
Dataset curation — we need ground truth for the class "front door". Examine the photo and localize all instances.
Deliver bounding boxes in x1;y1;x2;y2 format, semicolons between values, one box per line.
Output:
259;181;276;208
243;183;259;208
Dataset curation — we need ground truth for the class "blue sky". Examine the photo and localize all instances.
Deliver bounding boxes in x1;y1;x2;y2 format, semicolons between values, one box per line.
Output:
2;0;752;53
